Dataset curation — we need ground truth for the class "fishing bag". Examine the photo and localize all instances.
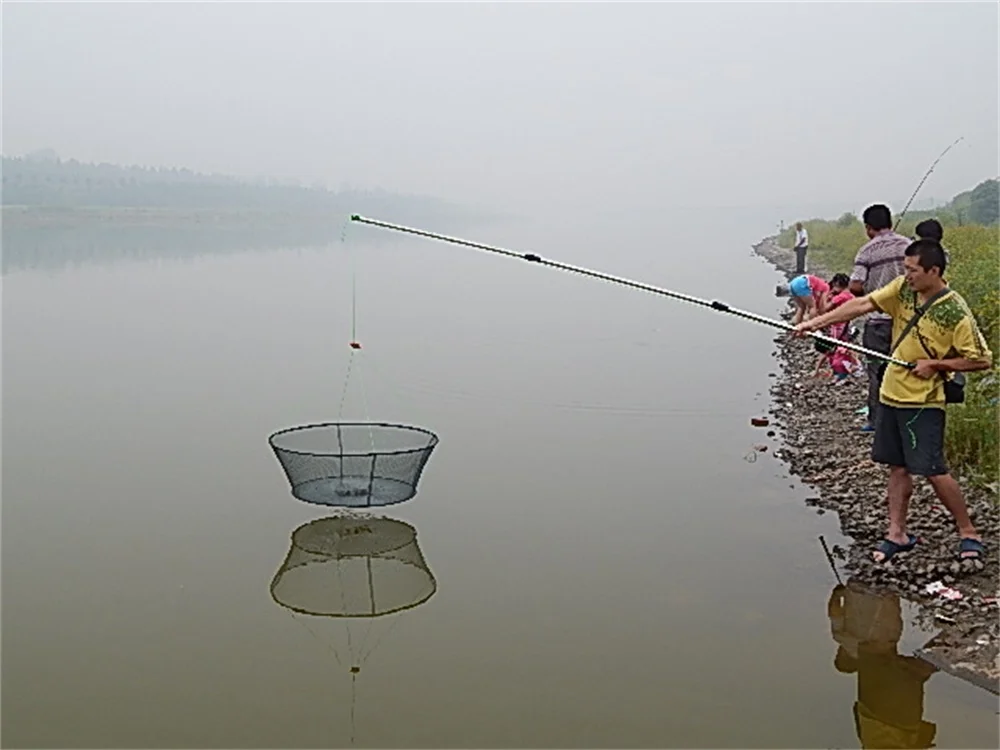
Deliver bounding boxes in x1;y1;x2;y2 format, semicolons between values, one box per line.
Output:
915;336;966;404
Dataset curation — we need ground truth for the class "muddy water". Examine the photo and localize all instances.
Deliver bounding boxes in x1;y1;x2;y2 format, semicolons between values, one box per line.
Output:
3;211;998;748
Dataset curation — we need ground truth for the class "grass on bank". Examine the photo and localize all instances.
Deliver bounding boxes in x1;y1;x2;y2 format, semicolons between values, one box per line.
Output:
777;214;999;489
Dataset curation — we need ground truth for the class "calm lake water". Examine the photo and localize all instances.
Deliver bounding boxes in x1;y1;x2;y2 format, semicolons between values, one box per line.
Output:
3;209;998;748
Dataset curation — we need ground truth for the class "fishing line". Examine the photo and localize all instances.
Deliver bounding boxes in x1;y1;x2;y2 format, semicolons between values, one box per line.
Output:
338;218;377;455
338;219;356;422
894;136;965;231
349;214;914;370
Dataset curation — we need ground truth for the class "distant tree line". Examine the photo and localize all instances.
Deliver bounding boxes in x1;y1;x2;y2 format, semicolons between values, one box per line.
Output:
942;178;999;226
905;178;999;227
0;151;474;220
826;179;998;229
0;151;508;274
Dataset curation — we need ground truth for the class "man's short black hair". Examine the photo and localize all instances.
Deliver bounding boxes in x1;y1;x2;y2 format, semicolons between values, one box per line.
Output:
862;204;893;231
915;218;944;242
830;272;850;288
905;238;947;274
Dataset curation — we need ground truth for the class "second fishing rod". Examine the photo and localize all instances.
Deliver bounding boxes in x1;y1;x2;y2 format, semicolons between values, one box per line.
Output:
349;214;914;370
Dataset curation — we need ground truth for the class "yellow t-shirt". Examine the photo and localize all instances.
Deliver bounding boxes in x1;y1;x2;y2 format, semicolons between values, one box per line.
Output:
868;276;993;408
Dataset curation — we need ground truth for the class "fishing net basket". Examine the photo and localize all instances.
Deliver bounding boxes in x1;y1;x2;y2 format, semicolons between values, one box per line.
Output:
269;422;438;508
270;515;437;618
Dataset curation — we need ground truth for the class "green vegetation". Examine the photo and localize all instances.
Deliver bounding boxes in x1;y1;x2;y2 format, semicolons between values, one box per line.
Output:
948;178;1000;226
778;180;999;487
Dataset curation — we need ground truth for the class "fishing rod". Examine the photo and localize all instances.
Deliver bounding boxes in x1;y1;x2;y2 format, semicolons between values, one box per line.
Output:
818;535;843;586
349;214;913;369
894;136;965;231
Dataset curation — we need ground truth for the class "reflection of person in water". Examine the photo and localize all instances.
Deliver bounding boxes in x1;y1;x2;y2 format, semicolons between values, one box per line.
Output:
828;580;938;749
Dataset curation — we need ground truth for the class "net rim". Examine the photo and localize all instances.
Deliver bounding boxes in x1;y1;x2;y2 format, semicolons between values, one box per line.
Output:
268;421;440;458
288;486;420;509
290;515;418;557
268;569;438;619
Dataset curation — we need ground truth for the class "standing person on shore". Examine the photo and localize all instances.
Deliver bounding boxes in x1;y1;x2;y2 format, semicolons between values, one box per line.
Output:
794;222;809;274
914;218;950;270
848;205;911;433
913;219;943;242
794;238;992;564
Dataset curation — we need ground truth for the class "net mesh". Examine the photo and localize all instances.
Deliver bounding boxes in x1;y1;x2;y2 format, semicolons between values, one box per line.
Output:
270;515;437;618
269;423;438;507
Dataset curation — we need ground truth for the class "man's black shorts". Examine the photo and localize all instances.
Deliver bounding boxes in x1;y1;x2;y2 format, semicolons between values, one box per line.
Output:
872;404;948;476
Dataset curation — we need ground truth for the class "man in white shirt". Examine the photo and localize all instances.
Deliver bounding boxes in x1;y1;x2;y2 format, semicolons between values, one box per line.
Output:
794;222;809;273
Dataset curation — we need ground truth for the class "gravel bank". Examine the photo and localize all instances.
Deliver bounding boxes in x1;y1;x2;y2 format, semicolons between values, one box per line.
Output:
753;236;999;695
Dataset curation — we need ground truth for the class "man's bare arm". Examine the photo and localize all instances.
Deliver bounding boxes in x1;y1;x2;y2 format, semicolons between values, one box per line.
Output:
926;358;992;373
912;357;992;380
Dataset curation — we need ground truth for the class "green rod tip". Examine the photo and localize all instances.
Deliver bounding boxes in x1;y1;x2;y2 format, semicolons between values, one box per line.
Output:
350;214;360;221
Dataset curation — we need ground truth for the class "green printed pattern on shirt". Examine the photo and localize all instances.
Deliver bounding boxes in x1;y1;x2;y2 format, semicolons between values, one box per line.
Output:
897;284;988;357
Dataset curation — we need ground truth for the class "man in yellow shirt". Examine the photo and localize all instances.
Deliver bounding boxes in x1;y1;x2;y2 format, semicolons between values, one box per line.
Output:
794;239;991;563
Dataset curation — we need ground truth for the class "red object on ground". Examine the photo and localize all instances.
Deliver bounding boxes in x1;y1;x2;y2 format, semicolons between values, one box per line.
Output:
350;341;362;349
750;417;770;427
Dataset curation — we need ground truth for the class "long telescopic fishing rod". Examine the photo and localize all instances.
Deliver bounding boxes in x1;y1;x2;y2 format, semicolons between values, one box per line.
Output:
349;214;913;369
894;136;965;231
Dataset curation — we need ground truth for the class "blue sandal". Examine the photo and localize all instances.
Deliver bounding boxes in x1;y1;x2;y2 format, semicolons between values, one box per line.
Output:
959;538;985;560
873;534;919;563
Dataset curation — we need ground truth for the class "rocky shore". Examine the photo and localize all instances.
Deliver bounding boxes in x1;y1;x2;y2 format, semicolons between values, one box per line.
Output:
753;236;1000;695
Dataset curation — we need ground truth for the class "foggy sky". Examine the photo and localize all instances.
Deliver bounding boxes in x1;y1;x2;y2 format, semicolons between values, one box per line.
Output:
3;2;998;218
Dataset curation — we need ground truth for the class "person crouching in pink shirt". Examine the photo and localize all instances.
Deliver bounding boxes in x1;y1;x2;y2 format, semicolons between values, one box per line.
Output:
813;274;862;382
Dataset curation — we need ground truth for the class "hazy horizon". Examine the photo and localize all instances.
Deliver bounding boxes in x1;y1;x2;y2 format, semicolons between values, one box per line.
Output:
3;2;997;220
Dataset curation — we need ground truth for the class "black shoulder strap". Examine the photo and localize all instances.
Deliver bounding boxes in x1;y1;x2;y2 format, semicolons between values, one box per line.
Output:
889;287;952;357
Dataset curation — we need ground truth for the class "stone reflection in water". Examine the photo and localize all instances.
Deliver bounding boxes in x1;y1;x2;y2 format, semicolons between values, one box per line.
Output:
827;579;938;749
270;513;437;744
